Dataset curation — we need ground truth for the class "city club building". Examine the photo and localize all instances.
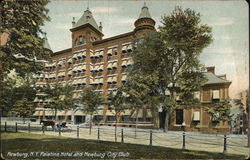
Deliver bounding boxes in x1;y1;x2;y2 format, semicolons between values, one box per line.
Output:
33;4;232;133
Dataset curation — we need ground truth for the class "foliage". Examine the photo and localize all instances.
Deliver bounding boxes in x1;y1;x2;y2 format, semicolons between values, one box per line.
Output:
0;0;51;76
0;75;36;116
108;87;126;114
80;86;103;114
125;7;212;130
0;0;51;115
43;82;75;117
207;100;232;122
11;98;35;118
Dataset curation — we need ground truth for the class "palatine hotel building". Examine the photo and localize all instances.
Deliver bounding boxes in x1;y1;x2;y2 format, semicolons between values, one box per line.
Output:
34;4;232;133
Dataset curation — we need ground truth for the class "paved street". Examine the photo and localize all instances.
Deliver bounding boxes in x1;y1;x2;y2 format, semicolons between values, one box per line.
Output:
1;120;249;156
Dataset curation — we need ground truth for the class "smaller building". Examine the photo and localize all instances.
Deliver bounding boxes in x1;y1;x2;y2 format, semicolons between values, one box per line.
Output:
169;66;232;133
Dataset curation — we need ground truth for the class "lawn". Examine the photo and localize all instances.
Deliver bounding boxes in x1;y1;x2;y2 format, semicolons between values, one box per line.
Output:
1;132;246;159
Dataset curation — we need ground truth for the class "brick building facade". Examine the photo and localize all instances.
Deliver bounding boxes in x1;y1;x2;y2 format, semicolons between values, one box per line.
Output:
34;4;232;133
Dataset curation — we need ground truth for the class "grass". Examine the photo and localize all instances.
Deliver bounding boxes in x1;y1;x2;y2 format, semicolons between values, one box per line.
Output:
1;132;246;159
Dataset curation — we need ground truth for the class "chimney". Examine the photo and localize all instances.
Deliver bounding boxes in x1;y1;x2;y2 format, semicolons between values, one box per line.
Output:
206;66;215;74
99;22;103;32
72;17;75;27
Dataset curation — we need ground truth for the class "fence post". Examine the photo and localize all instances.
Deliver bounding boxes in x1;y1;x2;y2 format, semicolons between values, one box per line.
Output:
15;122;17;132
42;125;45;134
4;122;7;132
97;128;100;140
223;135;227;154
59;126;61;136
28;123;30;133
182;132;186;149
121;129;124;143
77;126;79;139
149;130;152;146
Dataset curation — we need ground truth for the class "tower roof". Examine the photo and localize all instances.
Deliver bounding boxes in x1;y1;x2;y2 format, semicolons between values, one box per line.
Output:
71;9;102;33
138;2;152;19
42;33;52;51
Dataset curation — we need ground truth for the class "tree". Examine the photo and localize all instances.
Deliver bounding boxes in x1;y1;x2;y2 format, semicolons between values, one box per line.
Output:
43;82;75;121
206;100;232;124
80;86;103;135
11;98;35;123
0;0;51;114
126;6;212;131
108;87;126;142
0;74;36;116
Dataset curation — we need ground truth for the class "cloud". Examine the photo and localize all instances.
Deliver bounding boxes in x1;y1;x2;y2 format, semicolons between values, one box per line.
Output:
209;17;234;26
92;7;118;14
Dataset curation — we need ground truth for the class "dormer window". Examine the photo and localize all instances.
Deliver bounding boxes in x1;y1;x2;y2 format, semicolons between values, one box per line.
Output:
79;36;85;44
91;37;97;42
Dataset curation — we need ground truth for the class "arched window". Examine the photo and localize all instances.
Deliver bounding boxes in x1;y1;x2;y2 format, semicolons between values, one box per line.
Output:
79;36;85;44
75;39;78;46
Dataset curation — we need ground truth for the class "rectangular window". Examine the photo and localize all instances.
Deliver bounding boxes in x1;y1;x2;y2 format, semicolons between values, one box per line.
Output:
175;109;183;125
212;90;220;99
202;89;210;101
122;115;130;122
107;116;115;122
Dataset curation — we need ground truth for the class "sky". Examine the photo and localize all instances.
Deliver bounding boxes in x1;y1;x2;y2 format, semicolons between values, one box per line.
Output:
42;0;249;99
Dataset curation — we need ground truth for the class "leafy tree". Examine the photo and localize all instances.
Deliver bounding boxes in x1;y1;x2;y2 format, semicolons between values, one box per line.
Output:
11;98;35;123
43;82;75;121
108;87;126;142
207;100;232;122
0;0;51;114
126;7;212;131
0;74;36;116
80;86;103;135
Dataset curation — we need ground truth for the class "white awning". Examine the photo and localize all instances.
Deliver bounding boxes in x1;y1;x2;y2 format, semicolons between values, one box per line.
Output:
107;63;112;69
131;109;143;118
194;91;200;99
106;110;115;116
98;65;103;71
212;90;220;99
120;110;131;115
67;70;73;75
74;110;85;116
73;53;78;60
122;45;127;53
146;109;152;118
193;111;200;121
121;75;127;81
112;76;117;83
127;59;133;66
112;62;117;68
127;44;132;52
99;50;104;57
107;77;113;83
121;60;127;67
67;58;72;64
107;49;112;56
93;110;103;115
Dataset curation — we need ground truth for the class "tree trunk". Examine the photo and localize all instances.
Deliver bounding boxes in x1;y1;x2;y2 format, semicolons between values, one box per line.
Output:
89;114;92;135
152;108;159;129
248;104;250;147
54;108;57;132
115;112;117;142
164;108;171;132
135;109;138;138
